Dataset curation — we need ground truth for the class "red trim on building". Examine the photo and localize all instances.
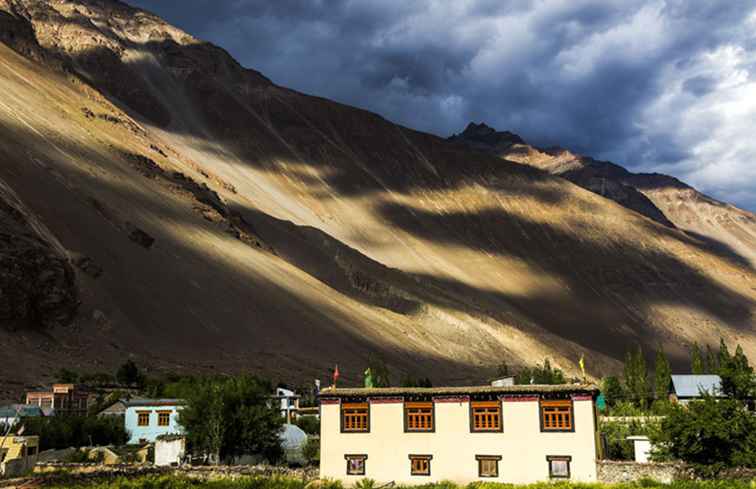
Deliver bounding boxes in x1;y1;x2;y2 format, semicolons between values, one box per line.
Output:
571;395;593;401
320;398;340;405
501;395;539;402
433;395;470;403
369;397;404;404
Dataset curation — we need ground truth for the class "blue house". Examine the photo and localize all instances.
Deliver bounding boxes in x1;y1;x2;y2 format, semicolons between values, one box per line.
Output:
124;399;185;444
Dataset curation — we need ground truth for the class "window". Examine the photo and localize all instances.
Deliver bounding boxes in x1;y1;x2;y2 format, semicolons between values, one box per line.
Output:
405;402;433;432
158;411;171;426
547;456;571;478
341;403;369;432
541;400;573;431
476;455;501;477
137;411;150;427
345;454;367;475
409;455;432;476
470;401;501;431
27;446;37;456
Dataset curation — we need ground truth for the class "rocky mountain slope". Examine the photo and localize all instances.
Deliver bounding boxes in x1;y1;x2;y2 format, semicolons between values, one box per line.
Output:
0;0;754;394
450;122;756;268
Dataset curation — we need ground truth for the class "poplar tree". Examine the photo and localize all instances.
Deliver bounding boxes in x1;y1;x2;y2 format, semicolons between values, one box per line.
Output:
654;345;672;399
623;346;649;409
690;343;704;375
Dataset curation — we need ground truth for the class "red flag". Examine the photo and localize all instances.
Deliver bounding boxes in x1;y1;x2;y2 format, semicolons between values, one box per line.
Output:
333;365;340;387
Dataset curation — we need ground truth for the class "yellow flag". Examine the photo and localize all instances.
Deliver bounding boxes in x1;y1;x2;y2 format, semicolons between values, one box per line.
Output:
579;354;586;378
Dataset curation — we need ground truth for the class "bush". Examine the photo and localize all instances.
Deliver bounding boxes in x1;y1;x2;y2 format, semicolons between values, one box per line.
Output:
302;437;319;465
294;416;320;435
600;419;661;460
652;396;756;476
22;415;129;450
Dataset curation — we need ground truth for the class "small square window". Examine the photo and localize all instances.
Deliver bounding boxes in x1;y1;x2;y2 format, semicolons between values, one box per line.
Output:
547;456;571;478
345;454;367;475
476;455;501;478
158;411;171;426
137;411;150;427
409;455;432;476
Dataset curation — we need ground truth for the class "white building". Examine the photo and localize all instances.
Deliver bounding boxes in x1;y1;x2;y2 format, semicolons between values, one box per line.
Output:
272;388;301;423
319;384;600;485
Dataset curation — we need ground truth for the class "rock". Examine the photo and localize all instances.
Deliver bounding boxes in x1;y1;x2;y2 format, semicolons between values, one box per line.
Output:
126;224;155;249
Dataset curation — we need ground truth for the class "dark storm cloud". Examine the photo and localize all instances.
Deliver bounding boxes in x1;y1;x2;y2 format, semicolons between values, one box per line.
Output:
129;0;756;210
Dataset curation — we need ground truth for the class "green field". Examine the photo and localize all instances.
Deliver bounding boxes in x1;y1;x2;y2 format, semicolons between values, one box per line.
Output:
40;476;756;489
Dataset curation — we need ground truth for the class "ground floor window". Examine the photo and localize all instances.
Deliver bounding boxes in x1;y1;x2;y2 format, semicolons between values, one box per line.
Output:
547;455;571;478
409;454;432;476
476;455;501;477
345;454;367;475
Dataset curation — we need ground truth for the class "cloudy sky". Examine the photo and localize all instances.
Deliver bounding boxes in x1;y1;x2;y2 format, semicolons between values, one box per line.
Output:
130;0;756;211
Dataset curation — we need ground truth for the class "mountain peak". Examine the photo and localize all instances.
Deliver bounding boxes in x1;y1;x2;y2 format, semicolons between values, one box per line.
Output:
449;122;524;148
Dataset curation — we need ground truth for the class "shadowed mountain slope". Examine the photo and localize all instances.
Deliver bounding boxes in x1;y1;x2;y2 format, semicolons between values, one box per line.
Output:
0;0;754;395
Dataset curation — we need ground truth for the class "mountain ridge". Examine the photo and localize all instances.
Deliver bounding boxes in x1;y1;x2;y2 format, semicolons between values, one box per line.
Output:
449;122;756;268
0;0;753;398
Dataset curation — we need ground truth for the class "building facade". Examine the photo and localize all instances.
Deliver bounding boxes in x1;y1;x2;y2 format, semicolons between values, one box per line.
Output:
320;385;599;485
25;384;89;416
124;399;184;444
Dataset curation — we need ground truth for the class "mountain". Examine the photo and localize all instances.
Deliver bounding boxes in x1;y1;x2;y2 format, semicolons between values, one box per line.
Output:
450;122;756;268
0;0;754;396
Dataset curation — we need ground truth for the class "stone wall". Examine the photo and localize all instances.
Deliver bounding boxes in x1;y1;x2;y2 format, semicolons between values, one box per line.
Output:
596;461;690;483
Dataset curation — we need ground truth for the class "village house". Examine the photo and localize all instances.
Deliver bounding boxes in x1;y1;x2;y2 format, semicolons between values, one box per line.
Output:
668;375;723;405
319;384;600;485
0;435;39;477
124;399;185;444
271;387;301;423
25;383;89;416
0;404;44;428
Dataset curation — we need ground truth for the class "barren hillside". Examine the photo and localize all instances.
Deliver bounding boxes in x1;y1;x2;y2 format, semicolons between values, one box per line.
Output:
0;0;754;396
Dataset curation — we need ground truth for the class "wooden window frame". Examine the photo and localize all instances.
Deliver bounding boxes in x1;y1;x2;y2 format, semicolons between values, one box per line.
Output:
137;410;150;427
404;401;434;432
547;455;572;479
345;454;367;475
540;399;574;432
470;400;502;432
409;454;432;476
476;455;502;478
341;402;370;433
157;410;171;427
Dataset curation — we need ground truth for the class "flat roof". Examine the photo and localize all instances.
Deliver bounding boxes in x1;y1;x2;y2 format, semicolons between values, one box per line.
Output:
124;399;185;407
319;383;598;397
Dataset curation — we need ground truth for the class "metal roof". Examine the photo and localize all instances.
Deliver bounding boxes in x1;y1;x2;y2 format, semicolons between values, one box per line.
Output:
670;375;723;398
0;404;45;418
319;383;598;397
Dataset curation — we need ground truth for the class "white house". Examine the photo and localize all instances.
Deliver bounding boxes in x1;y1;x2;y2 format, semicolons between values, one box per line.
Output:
319;384;600;485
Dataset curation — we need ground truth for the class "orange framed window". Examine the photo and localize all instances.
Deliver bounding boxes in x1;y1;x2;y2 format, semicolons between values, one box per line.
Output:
409;455;432;476
137;411;150;427
476;455;501;477
405;402;433;431
471;401;501;432
341;403;369;432
541;400;573;431
157;411;171;427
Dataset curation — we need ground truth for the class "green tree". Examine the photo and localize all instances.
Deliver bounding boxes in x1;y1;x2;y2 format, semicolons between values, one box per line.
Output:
602;376;624;406
496;361;510;377
22;416;128;450
366;355;391;387
652;396;756;476
690;343;704;375
654;345;672;400
515;358;566;385
116;360;143;386
179;376;283;463
705;345;717;374
719;343;755;400
623;346;649;409
56;368;80;383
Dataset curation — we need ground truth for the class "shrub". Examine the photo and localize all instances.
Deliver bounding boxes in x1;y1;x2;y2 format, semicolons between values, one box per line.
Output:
22;415;128;450
652;396;756;476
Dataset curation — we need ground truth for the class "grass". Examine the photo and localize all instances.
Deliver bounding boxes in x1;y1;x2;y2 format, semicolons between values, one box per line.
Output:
40;476;756;489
